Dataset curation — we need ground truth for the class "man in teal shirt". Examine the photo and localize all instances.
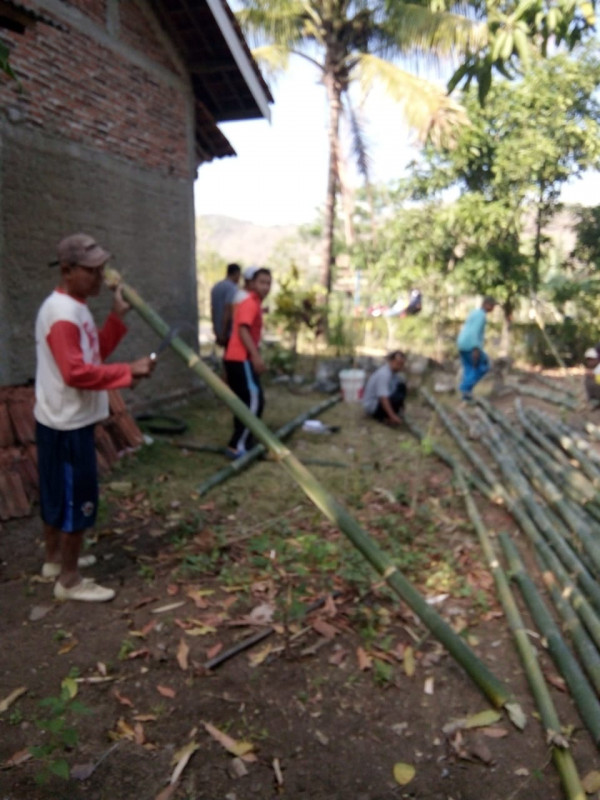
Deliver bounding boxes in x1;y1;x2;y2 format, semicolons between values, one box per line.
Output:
456;296;496;402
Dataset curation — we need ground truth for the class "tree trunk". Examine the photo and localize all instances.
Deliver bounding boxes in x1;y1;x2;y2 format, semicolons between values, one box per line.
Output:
321;72;343;295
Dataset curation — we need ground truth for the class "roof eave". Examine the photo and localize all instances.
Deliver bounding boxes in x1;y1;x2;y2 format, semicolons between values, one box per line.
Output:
205;0;271;123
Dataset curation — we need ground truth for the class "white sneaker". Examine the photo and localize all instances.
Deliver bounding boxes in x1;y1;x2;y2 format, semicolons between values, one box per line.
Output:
54;579;115;603
41;554;97;578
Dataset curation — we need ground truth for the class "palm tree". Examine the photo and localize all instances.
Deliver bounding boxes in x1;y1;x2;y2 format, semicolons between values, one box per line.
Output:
237;0;483;295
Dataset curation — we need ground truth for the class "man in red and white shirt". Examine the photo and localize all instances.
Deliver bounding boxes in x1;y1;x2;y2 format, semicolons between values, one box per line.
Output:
223;268;272;457
35;232;154;602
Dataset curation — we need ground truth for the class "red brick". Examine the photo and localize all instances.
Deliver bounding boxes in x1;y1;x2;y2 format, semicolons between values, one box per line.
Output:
0;404;15;447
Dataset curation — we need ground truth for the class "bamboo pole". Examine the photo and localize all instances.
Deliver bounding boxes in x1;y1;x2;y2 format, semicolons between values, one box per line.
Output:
527;408;600;487
457;408;600;614
512;369;578;402
420;390;503;497
104;268;513;709
455;471;585;798
499;532;600;745
195;395;342;496
504;380;578;410
475;402;600;576
535;546;600;694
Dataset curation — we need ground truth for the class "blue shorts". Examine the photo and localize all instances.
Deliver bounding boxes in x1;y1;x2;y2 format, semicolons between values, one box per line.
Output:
36;422;98;532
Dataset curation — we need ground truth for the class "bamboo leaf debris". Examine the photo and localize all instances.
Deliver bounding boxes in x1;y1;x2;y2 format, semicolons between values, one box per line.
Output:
103;268;514;710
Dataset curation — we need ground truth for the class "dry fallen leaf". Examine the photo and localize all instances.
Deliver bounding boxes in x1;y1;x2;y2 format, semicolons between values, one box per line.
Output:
113;690;134;708
393;762;416;786
272;757;284;786
248;644;272;667
206;643;223;660
151;602;186;614
481;726;508;739
2;748;32;769
170;740;200;784
157;685;176;699
127;648;151;660
203;721;257;762
249;602;274;625
0;687;27;714
58;637;78;655
110;718;136;742
134;723;145;746
357;647;372;671
155;785;177;800
177;638;190;671
403;646;415;677
322;594;337;618
185;626;217;637
312;618;338;639
328;647;347;666
544;671;567;692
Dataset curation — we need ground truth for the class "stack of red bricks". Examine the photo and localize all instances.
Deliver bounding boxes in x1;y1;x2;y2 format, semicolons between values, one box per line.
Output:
0;387;144;521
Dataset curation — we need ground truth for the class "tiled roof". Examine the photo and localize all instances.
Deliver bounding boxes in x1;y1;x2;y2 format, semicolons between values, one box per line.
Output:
0;387;144;521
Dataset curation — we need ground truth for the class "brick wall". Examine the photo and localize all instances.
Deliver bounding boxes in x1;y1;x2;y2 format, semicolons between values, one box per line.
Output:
118;0;181;74
68;0;107;26
0;1;191;178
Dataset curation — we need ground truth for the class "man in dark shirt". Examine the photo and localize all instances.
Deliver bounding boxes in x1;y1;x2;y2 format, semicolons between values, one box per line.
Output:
210;263;241;347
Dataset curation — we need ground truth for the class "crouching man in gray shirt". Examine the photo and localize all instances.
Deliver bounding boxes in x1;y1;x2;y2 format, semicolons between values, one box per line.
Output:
362;351;406;426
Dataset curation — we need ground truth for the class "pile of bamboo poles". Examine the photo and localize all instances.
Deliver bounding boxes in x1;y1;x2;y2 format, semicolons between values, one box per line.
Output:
415;388;600;797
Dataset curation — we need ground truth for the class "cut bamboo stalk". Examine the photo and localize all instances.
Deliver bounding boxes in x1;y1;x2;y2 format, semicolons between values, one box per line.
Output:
195;395;342;496
513;400;594;502
527;408;600;487
475;402;600;576
104;268;513;709
512;369;578;402
420;390;502;496
535;546;600;694
466;411;600;614
532;531;600;652
499;532;600;745
455;471;585;798
504;380;578;410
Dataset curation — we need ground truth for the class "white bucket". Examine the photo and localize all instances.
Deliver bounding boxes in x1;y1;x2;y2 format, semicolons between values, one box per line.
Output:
339;369;366;403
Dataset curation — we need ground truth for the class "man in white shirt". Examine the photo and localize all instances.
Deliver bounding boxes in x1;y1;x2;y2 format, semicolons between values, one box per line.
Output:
35;232;154;602
362;351;407;426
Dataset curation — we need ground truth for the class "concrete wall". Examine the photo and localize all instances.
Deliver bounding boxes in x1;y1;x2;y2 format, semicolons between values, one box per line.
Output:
0;0;201;400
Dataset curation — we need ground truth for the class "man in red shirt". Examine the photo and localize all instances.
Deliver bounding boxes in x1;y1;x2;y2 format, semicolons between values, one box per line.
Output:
223;268;272;458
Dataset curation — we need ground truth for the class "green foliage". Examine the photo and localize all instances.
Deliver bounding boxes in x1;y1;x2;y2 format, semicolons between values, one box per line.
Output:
0;41;16;80
448;0;596;102
272;264;325;353
365;45;600;347
30;676;91;784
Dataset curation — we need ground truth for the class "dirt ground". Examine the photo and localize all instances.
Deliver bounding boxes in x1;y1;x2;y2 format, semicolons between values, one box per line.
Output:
0;368;599;800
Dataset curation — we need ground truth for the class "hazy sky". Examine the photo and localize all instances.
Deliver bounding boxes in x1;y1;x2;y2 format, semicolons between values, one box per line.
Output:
194;56;600;227
194;58;424;226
